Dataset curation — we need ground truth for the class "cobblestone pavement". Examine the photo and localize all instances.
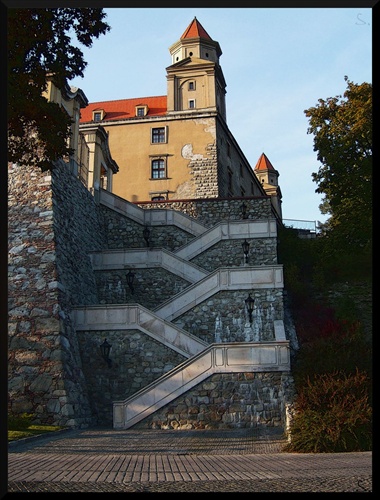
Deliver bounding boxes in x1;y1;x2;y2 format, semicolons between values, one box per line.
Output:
7;427;373;493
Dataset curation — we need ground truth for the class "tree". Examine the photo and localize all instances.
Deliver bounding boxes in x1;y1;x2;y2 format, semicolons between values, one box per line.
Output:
8;8;110;171
304;76;372;251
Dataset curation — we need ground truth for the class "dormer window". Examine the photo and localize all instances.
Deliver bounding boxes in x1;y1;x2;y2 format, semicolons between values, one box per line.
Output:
92;109;105;122
136;105;148;117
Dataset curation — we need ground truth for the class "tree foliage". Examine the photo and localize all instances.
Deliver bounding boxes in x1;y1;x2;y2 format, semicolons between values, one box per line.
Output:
8;8;110;171
304;76;372;251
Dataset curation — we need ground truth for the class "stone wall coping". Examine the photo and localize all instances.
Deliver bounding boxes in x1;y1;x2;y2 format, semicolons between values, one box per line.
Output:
72;304;207;358
154;266;284;321
100;189;206;236
174;219;278;260
89;248;208;283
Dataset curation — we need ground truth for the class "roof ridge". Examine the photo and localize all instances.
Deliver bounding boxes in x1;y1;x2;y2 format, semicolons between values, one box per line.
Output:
87;95;167;105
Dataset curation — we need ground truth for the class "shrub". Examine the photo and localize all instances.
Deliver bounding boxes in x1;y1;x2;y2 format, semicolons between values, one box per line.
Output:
284;370;372;453
8;412;35;429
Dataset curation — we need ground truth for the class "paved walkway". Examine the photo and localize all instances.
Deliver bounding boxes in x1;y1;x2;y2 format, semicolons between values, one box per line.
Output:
7;427;372;492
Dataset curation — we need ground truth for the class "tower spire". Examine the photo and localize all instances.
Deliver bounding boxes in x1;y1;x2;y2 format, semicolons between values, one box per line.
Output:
180;17;213;41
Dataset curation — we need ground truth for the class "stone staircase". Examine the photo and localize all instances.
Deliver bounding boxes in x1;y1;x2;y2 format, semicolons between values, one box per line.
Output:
113;341;290;429
72;190;290;429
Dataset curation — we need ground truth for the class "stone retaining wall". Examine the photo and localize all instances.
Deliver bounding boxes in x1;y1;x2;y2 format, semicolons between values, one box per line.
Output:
95;268;191;308
134;372;295;430
76;328;294;428
8;160;293;429
173;289;284;344
101;205;194;250
77;329;187;425
8;160;106;427
139;197;273;228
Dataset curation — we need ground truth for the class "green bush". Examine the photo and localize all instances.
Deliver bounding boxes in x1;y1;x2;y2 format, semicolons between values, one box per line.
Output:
8;412;35;429
284;370;372;453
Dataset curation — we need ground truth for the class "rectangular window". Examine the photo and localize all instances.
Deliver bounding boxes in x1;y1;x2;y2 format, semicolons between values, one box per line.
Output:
188;81;195;90
189;99;195;109
151;127;167;144
94;112;102;122
137;108;145;117
151;159;166;179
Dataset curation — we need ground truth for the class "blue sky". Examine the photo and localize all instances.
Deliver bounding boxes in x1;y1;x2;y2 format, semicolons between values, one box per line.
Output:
70;7;372;225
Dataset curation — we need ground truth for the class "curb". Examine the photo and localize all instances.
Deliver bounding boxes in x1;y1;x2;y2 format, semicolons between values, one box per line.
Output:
8;427;72;449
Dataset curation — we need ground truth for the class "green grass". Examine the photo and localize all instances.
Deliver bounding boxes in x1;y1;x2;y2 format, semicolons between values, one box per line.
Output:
8;413;67;442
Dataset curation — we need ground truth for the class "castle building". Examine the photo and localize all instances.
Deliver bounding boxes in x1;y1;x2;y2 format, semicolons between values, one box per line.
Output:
8;17;295;432
43;74;119;194
79;17;282;220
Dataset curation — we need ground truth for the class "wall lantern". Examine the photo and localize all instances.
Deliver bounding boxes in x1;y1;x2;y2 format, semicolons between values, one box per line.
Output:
143;226;150;247
240;202;248;219
242;239;250;264
126;269;135;293
100;338;112;368
166;235;173;248
245;293;255;324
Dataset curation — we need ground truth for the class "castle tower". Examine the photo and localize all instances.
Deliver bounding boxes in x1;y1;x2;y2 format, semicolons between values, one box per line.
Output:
166;17;227;121
79;18;271;207
254;153;283;219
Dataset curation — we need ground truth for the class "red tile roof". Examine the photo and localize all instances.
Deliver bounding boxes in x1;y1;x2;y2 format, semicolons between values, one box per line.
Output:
254;153;276;171
181;17;212;40
79;96;167;123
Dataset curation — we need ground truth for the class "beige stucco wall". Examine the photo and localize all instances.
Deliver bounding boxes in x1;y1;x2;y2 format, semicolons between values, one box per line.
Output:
100;115;219;202
84;110;268;205
167;61;218;112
